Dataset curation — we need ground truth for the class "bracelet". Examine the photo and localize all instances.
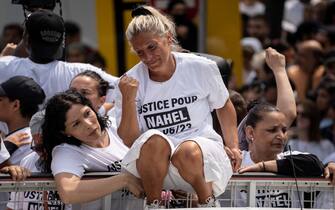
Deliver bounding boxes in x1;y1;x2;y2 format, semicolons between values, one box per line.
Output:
262;161;266;172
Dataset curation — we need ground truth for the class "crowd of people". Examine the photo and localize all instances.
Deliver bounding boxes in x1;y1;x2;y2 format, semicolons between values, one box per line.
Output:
0;0;335;209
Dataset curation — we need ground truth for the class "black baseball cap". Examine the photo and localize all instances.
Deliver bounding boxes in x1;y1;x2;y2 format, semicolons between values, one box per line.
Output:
0;76;45;105
25;9;64;61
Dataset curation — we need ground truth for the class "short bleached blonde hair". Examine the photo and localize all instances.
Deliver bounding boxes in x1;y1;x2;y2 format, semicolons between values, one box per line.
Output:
126;5;179;50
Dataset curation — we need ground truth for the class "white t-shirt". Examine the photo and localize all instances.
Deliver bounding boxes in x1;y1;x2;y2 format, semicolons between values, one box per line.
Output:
282;0;305;33
239;1;265;17
7;127;33;165
115;52;229;145
7;152;71;210
0;56;118;103
0;136;10;210
0;122;8;135
51;126;141;210
234;151;300;208
51;127;128;177
0;138;10;164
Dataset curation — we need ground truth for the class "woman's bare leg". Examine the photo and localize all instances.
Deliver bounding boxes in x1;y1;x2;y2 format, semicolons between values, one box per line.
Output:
171;141;213;204
136;135;171;203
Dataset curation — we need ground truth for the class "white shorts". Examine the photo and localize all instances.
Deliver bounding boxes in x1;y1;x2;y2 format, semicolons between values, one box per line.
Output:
121;129;233;197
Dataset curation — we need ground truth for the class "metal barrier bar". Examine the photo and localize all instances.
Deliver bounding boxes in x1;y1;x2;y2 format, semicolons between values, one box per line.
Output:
0;172;334;209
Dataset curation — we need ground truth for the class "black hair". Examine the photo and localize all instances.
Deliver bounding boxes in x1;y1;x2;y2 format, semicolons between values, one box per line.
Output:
131;5;153;17
298;100;321;142
2;23;24;38
248;14;269;25
294;21;320;42
245;102;280;128
229;90;247;124
317;78;335;97
7;93;45;119
167;0;186;12
264;78;277;92
42;89;108;172
87;51;106;69
64;21;81;36
325;26;335;46
71;70;110;97
265;41;291;54
324;1;335;26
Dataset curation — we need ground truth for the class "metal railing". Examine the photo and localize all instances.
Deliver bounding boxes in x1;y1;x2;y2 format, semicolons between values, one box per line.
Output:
0;172;334;209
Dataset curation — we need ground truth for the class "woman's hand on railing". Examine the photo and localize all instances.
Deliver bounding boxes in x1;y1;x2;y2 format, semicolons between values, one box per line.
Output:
123;173;144;198
0;165;31;181
324;162;335;185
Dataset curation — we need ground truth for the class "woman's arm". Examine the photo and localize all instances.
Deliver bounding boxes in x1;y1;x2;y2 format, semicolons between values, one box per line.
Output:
238;153;324;177
324;162;335;185
266;47;297;126
117;75;141;147
238;160;278;173
216;99;242;171
54;172;143;204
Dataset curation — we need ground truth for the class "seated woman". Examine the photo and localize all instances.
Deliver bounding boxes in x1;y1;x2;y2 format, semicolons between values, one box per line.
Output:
235;49;324;207
237;102;324;207
41;90;143;209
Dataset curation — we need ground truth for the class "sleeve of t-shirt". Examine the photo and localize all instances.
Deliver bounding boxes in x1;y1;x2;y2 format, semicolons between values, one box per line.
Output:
51;145;85;177
203;61;229;110
276;152;324;177
0;56;17;83
0;139;10;164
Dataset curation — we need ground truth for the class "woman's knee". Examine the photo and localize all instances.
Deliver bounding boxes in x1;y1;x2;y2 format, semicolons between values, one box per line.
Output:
171;141;203;168
140;134;171;158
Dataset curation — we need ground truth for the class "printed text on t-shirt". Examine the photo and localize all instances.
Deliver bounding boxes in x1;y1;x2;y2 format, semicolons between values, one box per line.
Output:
138;96;198;114
140;96;197;135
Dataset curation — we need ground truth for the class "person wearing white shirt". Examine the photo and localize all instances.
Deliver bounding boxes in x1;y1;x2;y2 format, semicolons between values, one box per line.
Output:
42;90;143;210
115;5;241;209
0;9;118;144
0;76;43;210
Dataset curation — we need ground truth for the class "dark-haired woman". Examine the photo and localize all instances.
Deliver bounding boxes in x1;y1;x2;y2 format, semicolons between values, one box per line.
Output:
42;90;143;209
70;70;115;116
236;102;324;207
235;48;324;208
